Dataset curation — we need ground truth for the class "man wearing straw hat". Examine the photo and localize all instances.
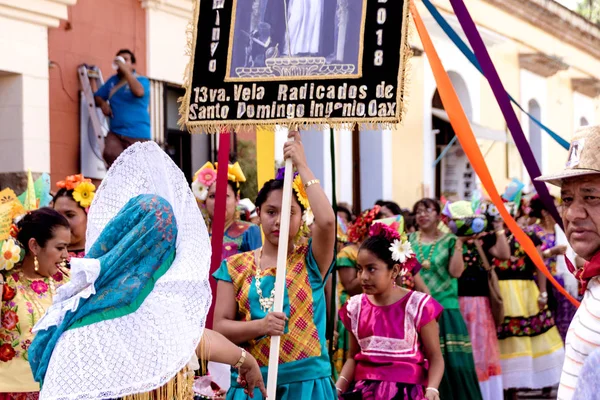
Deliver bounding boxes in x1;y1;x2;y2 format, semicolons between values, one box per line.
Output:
537;125;600;400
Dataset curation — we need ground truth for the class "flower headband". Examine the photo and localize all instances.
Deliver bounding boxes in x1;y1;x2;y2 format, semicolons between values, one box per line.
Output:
57;174;96;209
347;205;381;243
369;222;416;266
192;162;246;202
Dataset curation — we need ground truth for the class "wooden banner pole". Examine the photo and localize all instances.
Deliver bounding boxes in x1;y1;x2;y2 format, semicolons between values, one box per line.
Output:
266;128;294;399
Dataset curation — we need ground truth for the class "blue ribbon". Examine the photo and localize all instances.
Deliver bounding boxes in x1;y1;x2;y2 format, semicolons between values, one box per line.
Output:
433;135;458;167
422;0;570;150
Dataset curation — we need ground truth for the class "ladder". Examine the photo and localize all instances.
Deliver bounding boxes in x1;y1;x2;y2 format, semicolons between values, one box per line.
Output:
78;65;107;160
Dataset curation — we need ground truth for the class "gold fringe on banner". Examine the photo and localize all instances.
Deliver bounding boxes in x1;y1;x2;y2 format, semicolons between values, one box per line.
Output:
178;0;413;134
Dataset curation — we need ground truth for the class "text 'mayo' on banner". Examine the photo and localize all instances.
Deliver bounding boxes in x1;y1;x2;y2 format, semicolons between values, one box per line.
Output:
180;0;411;133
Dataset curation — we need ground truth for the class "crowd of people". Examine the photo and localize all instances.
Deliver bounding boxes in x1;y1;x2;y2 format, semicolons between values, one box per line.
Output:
1;125;600;400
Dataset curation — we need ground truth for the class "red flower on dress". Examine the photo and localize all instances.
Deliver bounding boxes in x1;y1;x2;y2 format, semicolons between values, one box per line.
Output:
2;284;16;301
30;280;48;295
1;310;18;331
52;271;64;282
508;319;521;334
0;343;16;362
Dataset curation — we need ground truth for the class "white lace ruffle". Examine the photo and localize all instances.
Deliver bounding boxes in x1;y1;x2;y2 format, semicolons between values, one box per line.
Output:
39;142;212;400
33;258;101;333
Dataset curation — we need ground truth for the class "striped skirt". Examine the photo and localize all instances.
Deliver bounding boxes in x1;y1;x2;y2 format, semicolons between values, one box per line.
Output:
437;308;483;400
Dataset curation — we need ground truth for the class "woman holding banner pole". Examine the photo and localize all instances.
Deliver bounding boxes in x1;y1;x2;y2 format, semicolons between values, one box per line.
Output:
213;131;337;400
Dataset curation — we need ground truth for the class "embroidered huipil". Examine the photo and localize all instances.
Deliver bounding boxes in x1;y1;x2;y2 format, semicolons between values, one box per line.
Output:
340;292;442;385
215;222;262;260
213;240;333;390
0;267;69;393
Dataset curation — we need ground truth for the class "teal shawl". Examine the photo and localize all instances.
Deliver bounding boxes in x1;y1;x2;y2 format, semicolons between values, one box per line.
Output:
29;194;178;385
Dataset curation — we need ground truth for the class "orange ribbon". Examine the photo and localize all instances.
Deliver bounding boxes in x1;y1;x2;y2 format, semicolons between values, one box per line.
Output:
411;3;579;307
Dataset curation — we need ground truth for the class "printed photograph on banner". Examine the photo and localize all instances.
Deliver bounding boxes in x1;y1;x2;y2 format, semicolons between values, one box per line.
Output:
182;0;410;130
226;0;368;81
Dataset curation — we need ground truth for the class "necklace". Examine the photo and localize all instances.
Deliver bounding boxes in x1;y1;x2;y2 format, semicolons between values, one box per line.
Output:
255;249;275;312
416;231;439;270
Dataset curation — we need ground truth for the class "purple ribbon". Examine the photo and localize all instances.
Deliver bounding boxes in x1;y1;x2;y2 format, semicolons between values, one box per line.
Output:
449;0;563;229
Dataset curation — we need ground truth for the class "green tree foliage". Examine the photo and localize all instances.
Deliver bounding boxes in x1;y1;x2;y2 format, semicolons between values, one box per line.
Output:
237;139;259;202
576;0;600;24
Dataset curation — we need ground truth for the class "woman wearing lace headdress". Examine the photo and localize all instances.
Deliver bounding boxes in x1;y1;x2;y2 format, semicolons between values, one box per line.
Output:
27;142;266;400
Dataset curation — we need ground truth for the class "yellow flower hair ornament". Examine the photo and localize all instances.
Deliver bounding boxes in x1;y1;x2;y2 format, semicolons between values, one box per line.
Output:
72;182;96;209
57;174;96;210
276;168;314;233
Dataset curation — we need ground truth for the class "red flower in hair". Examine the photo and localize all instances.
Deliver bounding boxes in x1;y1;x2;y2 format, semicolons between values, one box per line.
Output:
347;206;381;243
369;223;401;242
9;224;19;239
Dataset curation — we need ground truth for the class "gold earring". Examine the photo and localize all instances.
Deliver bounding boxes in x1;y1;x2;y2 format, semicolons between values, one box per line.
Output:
34;255;39;272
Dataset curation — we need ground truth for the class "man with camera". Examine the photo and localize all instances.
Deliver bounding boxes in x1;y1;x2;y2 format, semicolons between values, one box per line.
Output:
94;49;150;167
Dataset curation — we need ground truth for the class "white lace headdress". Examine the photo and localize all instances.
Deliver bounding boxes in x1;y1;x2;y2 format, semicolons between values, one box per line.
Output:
37;142;212;400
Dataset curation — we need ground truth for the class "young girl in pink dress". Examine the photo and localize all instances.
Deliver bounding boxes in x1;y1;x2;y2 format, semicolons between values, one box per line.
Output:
335;223;445;400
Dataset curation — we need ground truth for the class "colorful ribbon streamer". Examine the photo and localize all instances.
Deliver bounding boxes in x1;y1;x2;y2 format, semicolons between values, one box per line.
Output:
411;3;579;307
422;0;570;150
433;135;458;167
207;131;232;327
448;0;564;230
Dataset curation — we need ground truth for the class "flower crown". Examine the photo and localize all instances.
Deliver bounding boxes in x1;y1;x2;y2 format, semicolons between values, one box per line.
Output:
347;205;381;243
369;222;415;265
192;162;246;202
57;174;96;209
275;167;314;230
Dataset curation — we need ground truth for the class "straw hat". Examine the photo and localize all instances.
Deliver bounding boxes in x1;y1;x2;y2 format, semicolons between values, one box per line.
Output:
537;125;600;186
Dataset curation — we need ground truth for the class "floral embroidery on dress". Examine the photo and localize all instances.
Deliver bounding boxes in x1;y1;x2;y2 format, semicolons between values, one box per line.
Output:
493;238;528;272
1;268;69;363
29;281;48;295
497;308;555;339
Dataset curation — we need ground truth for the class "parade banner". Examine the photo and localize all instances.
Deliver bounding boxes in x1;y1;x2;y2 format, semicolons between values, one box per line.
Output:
180;0;411;132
